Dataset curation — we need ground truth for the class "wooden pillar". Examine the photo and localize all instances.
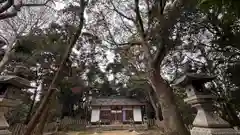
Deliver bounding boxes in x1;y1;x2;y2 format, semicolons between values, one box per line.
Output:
123;110;126;121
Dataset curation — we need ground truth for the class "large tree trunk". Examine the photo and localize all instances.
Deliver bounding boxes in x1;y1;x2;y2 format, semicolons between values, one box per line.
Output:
149;69;190;135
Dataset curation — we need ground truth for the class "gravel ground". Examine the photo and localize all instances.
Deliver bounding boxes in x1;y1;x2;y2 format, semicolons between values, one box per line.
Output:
65;130;163;135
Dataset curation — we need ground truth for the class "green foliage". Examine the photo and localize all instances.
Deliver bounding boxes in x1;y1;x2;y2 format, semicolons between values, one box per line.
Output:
199;0;240;15
197;0;240;50
4;0;240;128
6;102;31;125
227;64;240;110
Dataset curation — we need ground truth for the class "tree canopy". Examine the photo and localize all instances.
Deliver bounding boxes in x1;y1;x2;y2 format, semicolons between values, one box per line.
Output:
1;0;240;135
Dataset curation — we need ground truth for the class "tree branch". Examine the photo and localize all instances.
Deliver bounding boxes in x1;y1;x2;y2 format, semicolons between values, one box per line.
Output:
152;43;166;68
21;0;51;7
117;42;142;46
152;0;196;67
145;0;150;30
99;11;119;47
134;0;153;62
118;13;135;35
0;0;52;20
0;0;7;4
0;0;14;14
109;1;135;22
135;0;145;38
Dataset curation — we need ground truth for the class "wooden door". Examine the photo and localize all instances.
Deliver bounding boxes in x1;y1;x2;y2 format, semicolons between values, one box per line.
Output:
111;111;123;124
116;112;122;122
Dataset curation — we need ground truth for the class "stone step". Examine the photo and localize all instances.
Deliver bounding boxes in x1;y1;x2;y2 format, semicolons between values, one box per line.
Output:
86;124;147;131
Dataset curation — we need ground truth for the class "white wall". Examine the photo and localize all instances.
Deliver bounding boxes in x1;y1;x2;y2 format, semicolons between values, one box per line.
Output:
133;106;142;122
91;107;100;122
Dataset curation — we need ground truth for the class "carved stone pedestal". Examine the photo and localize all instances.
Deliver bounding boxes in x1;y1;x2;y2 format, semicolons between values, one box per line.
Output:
184;94;240;135
0;112;11;135
0;95;23;135
0;130;11;135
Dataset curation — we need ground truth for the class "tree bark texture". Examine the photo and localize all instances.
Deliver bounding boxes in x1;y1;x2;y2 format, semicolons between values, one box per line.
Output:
35;104;50;135
149;69;190;135
25;89;37;124
148;90;162;121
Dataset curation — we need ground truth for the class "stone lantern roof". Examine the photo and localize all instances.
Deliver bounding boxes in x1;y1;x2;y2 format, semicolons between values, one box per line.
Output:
0;75;34;89
172;73;215;87
0;64;35;89
0;65;34;134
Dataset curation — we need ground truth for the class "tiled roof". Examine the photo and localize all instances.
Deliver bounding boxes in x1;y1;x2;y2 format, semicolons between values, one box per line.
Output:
91;97;144;106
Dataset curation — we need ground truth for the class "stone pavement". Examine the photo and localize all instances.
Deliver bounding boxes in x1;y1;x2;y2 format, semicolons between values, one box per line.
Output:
66;130;162;135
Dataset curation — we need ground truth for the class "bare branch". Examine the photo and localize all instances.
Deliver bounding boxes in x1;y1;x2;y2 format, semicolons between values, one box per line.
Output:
0;10;17;20
152;43;166;68
134;0;153;63
145;0;150;30
22;0;50;7
118;13;135;35
152;0;196;67
0;0;7;4
0;0;13;13
228;53;240;63
134;0;145;37
109;1;135;22
99;11;119;47
0;34;8;45
0;0;53;20
118;42;142;46
160;0;167;14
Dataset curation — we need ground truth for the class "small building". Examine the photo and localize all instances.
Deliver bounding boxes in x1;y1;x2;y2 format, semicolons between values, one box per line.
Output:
90;97;145;125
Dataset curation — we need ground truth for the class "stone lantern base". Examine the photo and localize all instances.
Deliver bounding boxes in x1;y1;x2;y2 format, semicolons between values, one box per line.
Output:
0;112;11;135
0;130;11;135
191;127;240;135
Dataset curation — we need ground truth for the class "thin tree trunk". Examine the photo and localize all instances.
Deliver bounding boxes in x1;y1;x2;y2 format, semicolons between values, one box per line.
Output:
37;92;57;135
24;2;86;134
149;69;190;135
156;104;163;120
25;89;37;124
224;103;240;127
148;90;160;121
35;104;50;135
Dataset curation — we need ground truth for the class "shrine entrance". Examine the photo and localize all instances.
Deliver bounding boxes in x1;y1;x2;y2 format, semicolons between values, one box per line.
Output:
111;106;122;124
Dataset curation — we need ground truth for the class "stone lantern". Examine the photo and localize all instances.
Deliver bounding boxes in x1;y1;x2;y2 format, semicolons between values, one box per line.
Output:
0;66;33;135
172;73;240;135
